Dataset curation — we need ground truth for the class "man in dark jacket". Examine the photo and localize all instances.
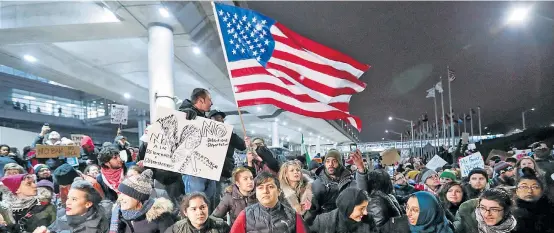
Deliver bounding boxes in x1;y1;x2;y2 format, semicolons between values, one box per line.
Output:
96;146;126;202
304;149;356;224
533;142;554;175
208;110;247;179
179;88;219;210
392;172;416;206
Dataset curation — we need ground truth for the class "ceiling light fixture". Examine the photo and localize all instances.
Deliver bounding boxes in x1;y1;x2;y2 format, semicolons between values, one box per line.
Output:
193;47;201;55
23;96;36;100
123;93;131;99
159;7;170;18
23;55;37;63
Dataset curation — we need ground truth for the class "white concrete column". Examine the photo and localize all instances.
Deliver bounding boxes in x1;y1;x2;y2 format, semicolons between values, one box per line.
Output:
272;120;279;147
316;136;321;155
148;23;175;122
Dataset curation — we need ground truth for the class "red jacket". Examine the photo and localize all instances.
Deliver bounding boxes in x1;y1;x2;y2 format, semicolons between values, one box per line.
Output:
230;210;308;233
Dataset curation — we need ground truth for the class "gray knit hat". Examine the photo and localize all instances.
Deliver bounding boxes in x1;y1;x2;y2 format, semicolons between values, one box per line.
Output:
118;169;153;202
418;168;438;184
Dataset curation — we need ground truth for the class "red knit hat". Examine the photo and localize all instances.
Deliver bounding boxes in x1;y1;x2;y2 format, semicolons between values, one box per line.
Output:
1;174;26;194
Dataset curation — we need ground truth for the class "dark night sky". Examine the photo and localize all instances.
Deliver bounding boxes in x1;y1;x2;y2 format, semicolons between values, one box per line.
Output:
245;1;554;141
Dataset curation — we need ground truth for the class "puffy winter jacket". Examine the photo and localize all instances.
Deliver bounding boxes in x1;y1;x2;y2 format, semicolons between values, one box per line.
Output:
212;185;257;224
164;217;229;233
230;202;307;233
393;184;416;206
304;166;355;224
310;209;376;233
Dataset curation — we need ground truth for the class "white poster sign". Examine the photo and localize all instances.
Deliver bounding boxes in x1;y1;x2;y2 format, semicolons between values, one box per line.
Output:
70;134;85;144
110;104;129;125
143;107;233;181
459;152;485;177
426;155;448;171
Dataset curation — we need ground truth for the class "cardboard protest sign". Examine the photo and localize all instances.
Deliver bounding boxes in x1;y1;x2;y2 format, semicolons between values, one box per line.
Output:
36;145;80;158
426;155;448;170
380;148;400;166
143;107;233;181
70;134;85;143
459;152;485;177
514;149;532;160
487;149;508;162
110;104;129;125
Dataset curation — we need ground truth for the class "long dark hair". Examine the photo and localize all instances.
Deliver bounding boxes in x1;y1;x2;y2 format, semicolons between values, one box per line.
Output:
438;181;467;208
367;169;393;194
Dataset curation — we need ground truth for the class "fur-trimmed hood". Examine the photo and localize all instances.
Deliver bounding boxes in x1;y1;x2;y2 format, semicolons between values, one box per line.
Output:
281;173;313;215
281;173;313;197
145;197;174;222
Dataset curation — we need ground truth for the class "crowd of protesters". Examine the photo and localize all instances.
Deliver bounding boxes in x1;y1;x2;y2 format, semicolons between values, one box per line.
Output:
1;88;554;233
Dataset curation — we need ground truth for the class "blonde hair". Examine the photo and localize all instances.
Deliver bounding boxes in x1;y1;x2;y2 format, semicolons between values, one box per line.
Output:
225;167;253;193
278;161;304;189
516;156;543;180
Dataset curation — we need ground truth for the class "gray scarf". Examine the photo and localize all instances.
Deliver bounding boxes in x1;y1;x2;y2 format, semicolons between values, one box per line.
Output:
475;208;516;233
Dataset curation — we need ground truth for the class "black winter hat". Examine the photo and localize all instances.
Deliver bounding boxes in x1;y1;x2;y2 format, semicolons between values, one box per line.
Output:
53;164;80;186
467;168;488;179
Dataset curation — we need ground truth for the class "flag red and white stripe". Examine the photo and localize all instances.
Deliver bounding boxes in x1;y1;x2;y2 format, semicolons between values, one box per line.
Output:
227;22;369;131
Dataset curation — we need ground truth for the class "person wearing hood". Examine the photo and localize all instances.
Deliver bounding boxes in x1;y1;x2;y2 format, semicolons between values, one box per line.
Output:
407;191;453;233
490;162;516;188
80;135;99;167
463;168;489;199
310;187;375;233
48;177;109;233
278;161;313;216
304;149;356;224
212;167;256;225
513;167;554;233
0;174;56;233
110;169;175;233
165;192;230;233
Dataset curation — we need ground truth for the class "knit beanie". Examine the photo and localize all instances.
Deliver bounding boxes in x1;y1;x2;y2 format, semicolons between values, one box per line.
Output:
118;169;154;202
439;170;457;181
494;161;513;175
1;174;26;194
37;179;55;192
467;168;488;179
34;164;49;175
53;164;80;186
406;170;420;180
418;168;437;184
325;150;343;166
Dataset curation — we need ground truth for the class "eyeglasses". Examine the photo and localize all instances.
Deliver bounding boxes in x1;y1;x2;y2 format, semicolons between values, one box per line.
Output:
405;206;419;215
478;206;503;214
518;185;541;191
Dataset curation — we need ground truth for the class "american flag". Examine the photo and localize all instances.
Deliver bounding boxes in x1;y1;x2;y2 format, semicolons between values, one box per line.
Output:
448;68;456;82
213;3;369;131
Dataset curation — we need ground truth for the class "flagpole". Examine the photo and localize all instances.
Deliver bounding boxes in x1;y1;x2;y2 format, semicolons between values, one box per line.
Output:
463;113;467;133
470;108;474;138
447;66;455;147
477;106;483;136
212;2;248;139
439;77;446;146
434;95;439;148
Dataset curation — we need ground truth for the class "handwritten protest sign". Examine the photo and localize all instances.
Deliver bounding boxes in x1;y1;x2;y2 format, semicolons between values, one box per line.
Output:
143;107;233;181
426;155;448;170
459;152;485;177
380;148;400;166
110;104;128;125
36;145;80;158
70;134;85;143
514;149;532;160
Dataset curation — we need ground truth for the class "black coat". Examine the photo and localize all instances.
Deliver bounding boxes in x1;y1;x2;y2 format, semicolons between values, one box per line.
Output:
304;166;356;224
310;209;376;233
513;196;554;233
221;133;246;179
393;184;416;206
